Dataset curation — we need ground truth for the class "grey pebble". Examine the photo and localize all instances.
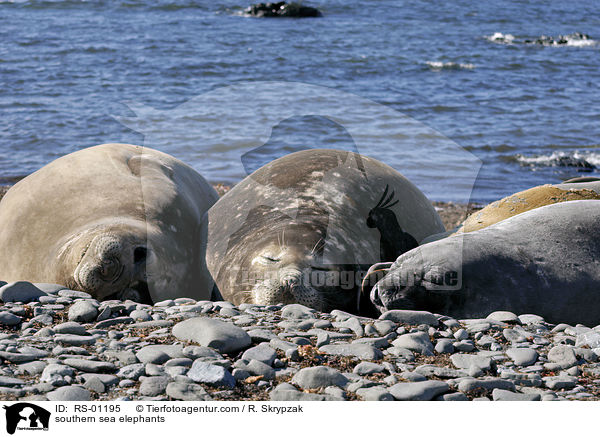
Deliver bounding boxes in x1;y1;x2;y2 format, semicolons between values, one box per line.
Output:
291;366;348;389
319;343;382;360
68;300;99;322
389;380;450;401
187;361;235;388
139;376;170;396
0;282;47;303
47;385;91;401
172;317;251;354
166;381;212;401
492;388;540;401
507;348;538;366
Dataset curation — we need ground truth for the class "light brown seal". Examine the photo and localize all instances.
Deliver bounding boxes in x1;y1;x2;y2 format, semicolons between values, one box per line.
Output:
0;144;218;303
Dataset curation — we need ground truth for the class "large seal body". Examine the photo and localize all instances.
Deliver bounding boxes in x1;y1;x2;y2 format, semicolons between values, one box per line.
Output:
455;183;600;234
371;200;600;325
0;144;218;303
206;149;445;314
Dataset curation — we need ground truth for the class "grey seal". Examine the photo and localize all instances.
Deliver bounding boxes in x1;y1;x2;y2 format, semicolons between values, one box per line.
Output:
0;143;218;303
206;149;445;314
370;200;600;325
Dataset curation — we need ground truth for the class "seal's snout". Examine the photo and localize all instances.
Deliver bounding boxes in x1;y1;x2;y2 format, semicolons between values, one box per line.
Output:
370;283;383;308
279;268;303;291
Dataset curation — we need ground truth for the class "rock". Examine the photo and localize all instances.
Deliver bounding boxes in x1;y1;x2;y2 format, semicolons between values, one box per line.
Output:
172;317;251;354
58;290;92;299
379;310;438;326
245;2;322;18
518;314;545;325
130;310;152;321
41;364;75;384
139;376;170;396
166;381;212;401
187;361;235;388
291;366;348;389
507;348;538;366
492;389;540;401
435;339;455;354
487;311;518;323
94;316;133;329
68;300;99;322
54;334;96;346
241;344;277;366
0;311;21;326
576;331;600;349
547;345;578;367
79;374;119;387
0;376;25;387
0;282;47;303
458;378;516;393
319;344;382;360
54;321;88;335
47;385;91;401
117;364;145;380
83;376;105;393
62;359;116;373
392;332;434;356
543;375;578;390
353;362;385;376
238;359;275;380
389;380;450;401
182;346;223;361
270;390;337;401
503;328;527;343
281;304;316;319
435;392;469;401
450;354;493;372
355;386;394;401
415;365;467;379
136;345;184;364
0;351;42;363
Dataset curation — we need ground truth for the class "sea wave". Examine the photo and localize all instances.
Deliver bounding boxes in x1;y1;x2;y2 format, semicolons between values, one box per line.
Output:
486;32;597;47
514;151;600;171
425;61;475;70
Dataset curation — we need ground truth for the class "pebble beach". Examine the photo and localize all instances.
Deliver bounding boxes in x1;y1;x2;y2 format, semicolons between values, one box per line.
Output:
0;282;599;402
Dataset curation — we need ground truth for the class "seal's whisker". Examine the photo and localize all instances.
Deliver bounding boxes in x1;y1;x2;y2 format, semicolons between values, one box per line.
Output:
311;238;324;255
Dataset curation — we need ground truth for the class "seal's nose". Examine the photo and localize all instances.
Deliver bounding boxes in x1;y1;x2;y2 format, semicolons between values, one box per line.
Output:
370;283;383;308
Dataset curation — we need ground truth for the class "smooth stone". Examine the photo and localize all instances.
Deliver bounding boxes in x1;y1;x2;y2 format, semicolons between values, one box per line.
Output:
415;365;467;379
281;304;316;319
54;334;95;346
355;386;394;401
68;300;99;322
41;364;75;384
94;316;133;329
353;362;385;376
172;317;251;354
492;388;540;401
400;372;427;382
79;373;119;386
130;310;152;321
319;344;382;360
17;361;47;376
547;345;578;367
453;329;469;340
237;359;275;380
435;392;469;401
0;282;47;303
389;380;450;401
164;358;193;368
58;290;92;299
33;283;68;294
507;348;539;366
291;366;349;389
576;331;600;349
139;376;170;396
487;311;518;323
450;354;493;372
379;310;438;326
0;311;21;326
270;390;338;401
458;378;516;393
392;332;434;356
83;376;105;393
435;339;455;354
62;358;116;373
543;375;578;390
136;345;184;364
518;314;545;325
54;321;88;335
166;381;212;401
0;376;25;386
0;351;40;363
241;344;277;366
182;346;223;361
47;385;91;401
187;361;235;388
117;363;145;380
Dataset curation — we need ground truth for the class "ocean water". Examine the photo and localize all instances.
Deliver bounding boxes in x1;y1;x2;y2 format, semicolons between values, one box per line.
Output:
1;0;599;202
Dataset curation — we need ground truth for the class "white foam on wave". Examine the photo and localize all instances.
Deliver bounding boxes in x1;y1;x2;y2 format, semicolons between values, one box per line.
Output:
425;61;475;70
486;32;515;44
515;150;600;167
